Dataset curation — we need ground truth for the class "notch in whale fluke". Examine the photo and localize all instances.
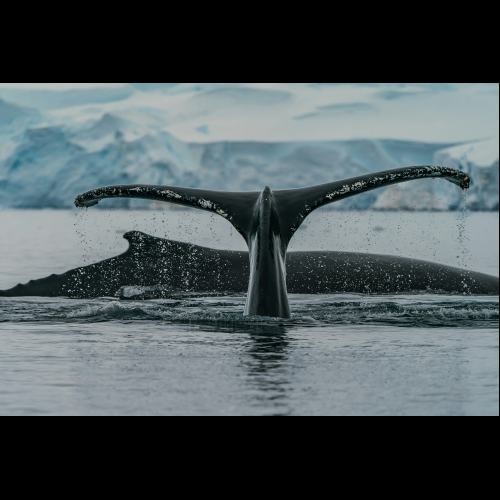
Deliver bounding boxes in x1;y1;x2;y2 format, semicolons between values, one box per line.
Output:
74;166;470;318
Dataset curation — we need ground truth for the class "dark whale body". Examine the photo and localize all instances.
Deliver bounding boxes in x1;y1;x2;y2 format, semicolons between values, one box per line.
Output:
72;165;478;317
1;231;497;299
3;166;496;316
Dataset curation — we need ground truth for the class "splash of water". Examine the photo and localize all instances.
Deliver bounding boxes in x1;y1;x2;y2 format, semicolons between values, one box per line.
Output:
1;295;497;329
457;190;472;270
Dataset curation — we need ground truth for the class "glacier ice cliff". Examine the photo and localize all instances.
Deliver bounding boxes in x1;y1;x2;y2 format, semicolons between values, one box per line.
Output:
0;82;498;211
0;112;497;210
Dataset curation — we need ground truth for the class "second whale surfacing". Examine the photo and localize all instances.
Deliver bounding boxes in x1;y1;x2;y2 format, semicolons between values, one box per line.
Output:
2;166;497;316
0;231;498;299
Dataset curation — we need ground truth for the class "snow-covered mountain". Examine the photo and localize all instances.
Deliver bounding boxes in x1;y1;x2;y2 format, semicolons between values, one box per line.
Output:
0;83;497;210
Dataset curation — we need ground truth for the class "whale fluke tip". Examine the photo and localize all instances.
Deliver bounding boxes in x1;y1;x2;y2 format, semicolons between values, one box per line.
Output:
75;197;99;208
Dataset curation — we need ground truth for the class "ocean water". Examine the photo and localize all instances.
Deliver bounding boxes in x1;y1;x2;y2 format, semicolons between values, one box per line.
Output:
0;209;498;415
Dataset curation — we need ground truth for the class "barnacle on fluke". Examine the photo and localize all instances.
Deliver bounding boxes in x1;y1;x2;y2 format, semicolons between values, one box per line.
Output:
72;166;485;318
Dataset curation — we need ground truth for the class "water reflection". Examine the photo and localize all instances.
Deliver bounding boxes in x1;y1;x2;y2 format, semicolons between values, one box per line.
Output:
203;322;294;415
2;293;497;415
2;315;496;415
244;327;291;415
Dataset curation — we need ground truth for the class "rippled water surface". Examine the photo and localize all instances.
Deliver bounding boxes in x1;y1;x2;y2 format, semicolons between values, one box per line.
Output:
0;210;498;415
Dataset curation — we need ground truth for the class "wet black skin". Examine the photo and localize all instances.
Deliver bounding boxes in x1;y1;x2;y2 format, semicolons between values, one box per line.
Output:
0;231;497;299
2;166;488;318
245;187;289;317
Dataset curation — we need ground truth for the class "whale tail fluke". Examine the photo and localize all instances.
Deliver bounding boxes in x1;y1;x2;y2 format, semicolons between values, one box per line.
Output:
75;184;261;244
75;166;469;246
272;166;469;245
74;166;470;318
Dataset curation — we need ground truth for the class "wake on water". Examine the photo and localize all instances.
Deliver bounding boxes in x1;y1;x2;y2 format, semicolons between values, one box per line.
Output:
1;294;497;329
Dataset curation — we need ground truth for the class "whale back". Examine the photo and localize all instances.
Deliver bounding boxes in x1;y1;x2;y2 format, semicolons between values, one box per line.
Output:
1;232;497;298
